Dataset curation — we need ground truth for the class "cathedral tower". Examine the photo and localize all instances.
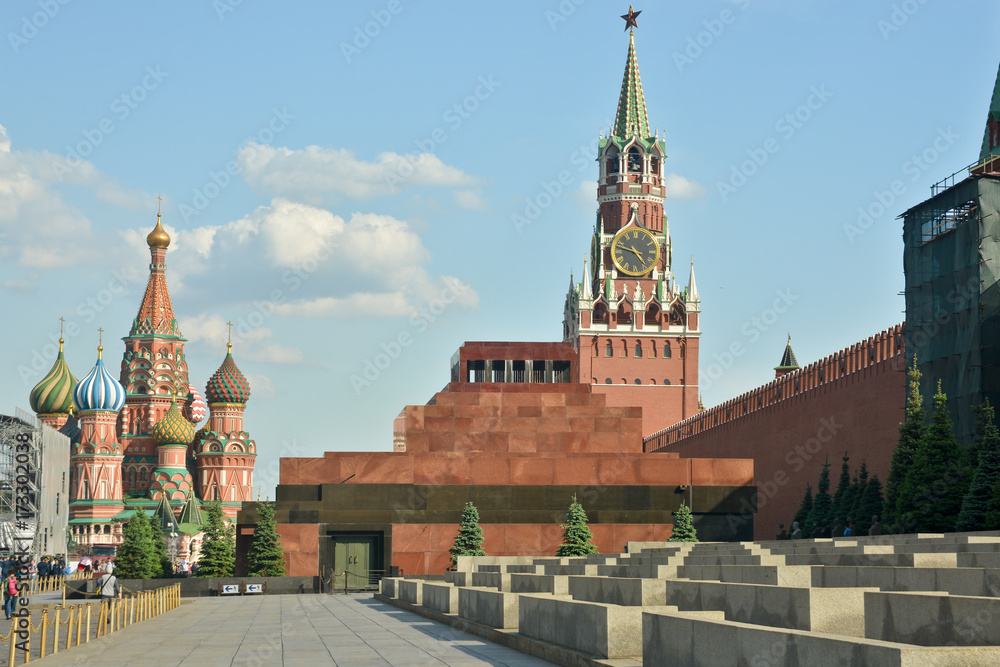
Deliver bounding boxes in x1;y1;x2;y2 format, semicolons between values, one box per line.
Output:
118;208;192;494
70;339;127;530
564;7;701;436
195;340;256;518
29;325;77;431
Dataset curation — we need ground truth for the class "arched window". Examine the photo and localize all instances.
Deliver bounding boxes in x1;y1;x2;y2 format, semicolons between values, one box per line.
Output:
139;468;148;482
634;342;642;358
621;339;628;357
634;378;641;385
605;378;612;385
605;341;613;357
664;342;672;358
128;469;136;488
664;379;671;385
627;146;642;173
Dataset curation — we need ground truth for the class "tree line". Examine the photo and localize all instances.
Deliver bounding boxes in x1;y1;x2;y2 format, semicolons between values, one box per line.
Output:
787;357;1000;537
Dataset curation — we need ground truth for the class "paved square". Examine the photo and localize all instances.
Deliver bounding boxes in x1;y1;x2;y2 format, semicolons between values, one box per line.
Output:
33;594;553;666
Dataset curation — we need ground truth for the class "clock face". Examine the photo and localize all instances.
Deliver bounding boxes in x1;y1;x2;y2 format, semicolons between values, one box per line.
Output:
611;227;660;276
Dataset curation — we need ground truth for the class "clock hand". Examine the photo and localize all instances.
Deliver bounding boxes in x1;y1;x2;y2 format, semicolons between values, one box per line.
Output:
627;246;644;260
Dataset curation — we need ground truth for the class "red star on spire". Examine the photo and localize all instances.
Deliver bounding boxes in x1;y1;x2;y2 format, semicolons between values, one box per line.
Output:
621;5;641;31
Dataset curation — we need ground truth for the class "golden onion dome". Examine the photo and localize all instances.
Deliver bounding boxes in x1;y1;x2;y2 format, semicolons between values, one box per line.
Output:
146;213;171;249
152;397;195;446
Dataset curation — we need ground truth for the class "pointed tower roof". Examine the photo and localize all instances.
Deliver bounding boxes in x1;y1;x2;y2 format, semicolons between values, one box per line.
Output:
582;257;593;299
775;335;800;372
687;259;699;302
980;61;1000;163
131;208;182;337
30;333;77;415
613;22;651;140
153;494;180;534
178;490;204;526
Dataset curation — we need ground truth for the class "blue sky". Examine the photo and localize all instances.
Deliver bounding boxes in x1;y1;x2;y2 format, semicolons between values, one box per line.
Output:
2;1;999;496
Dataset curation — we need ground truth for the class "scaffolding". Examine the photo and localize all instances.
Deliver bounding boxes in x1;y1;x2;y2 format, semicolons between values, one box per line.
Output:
902;173;1000;444
0;410;70;557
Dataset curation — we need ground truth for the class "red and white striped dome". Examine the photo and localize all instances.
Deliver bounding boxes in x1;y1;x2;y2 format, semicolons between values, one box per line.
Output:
183;383;207;424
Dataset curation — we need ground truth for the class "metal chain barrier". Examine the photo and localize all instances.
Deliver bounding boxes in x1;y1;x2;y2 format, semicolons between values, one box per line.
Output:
0;582;181;665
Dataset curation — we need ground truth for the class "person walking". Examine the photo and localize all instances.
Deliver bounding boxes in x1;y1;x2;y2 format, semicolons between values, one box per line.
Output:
96;571;120;601
3;572;18;620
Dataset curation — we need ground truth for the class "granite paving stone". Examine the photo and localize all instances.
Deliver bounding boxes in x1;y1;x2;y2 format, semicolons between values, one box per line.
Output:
30;593;555;666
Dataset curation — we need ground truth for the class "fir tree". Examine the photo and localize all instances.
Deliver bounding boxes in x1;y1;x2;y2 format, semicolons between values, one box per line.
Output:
984;477;1000;530
449;502;486;568
115;510;159;580
847;461;869;525
805;457;832;536
791;483;812;536
957;403;1000;532
831;452;852;525
968;400;993;469
897;382;971;533
153;532;171;578
556;495;598;556
884;357;925;531
668;501;698;542
855;474;884;536
247;502;287;577
197;502;235;577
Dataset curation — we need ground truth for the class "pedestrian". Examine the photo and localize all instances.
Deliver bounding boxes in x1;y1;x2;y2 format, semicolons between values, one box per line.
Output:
869;515;882;536
844;517;854;537
179;559;190;577
28;561;37;579
96;571;120;601
790;521;802;540
775;522;787;540
3;572;17;620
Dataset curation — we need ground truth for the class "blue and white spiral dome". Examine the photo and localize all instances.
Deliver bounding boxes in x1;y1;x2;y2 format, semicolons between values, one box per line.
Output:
73;346;126;413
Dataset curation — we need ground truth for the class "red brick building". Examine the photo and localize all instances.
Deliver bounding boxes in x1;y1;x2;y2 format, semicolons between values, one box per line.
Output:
644;325;906;538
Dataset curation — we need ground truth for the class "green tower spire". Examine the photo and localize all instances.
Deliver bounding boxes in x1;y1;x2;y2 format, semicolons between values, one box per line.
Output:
979;60;1000;163
613;23;651;140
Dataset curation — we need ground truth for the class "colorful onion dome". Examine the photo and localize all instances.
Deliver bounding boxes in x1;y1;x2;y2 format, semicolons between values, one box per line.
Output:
205;343;251;404
73;345;126;413
146;212;171;249
152;397;196;446
58;411;81;444
183;383;207;423
29;338;77;415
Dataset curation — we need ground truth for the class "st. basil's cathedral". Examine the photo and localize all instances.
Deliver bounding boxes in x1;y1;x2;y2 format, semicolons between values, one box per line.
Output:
26;213;257;558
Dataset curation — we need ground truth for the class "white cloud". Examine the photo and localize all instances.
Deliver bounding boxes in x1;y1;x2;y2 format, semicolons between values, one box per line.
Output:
453;189;487;210
571;181;598;213
167;199;478;321
0;122;153;271
664;173;706;200
178;313;306;366
237;143;482;202
243;374;276;399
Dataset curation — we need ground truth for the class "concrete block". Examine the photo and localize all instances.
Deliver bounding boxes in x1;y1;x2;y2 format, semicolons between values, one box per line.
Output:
568;575;667;606
597;564;678;579
509;573;568;595
379;577;399;597
443;571;468;587
678;564;812;587
458;587;519;629
471;572;511;591
866;591;1000;646
398;579;423;605
421;582;459;614
643;610;1000;667
519;592;674;659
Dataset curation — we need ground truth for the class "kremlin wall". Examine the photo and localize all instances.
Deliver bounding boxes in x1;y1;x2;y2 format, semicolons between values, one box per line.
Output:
644;325;906;538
